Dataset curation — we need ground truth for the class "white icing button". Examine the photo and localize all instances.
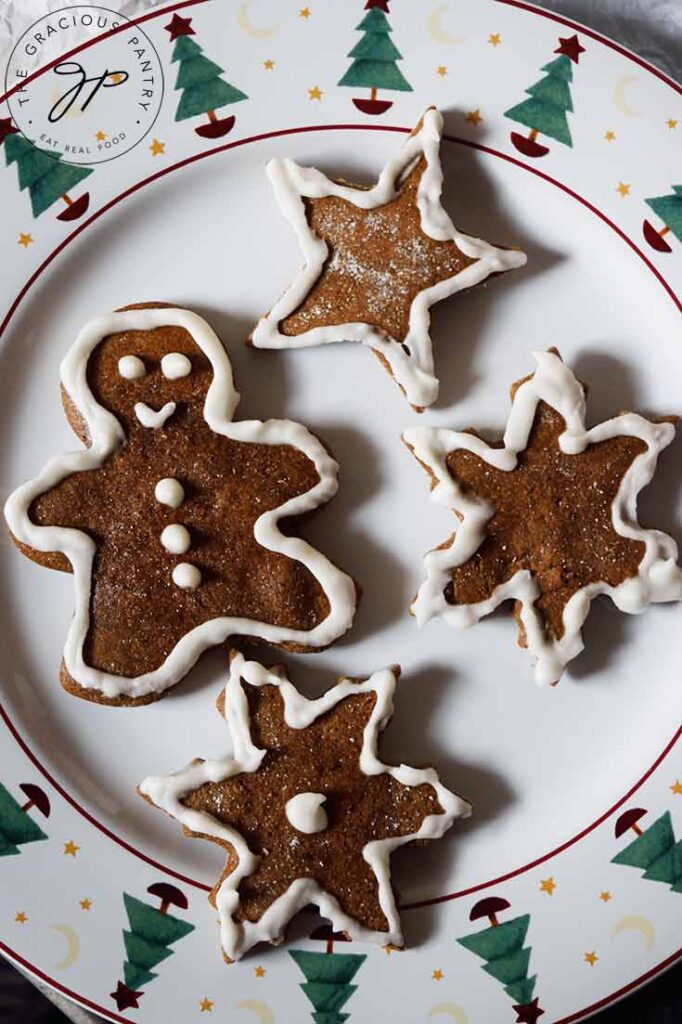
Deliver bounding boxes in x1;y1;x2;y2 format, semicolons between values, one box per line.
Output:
161;352;192;379
118;355;146;380
155;478;185;509
172;562;202;590
285;792;328;834
160;524;191;555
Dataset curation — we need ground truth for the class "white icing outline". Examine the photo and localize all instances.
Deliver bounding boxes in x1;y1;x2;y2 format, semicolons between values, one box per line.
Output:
404;350;682;685
251;108;527;408
139;652;470;959
4;308;358;699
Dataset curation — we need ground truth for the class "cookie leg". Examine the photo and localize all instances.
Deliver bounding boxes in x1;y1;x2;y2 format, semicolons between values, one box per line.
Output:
59;660;162;707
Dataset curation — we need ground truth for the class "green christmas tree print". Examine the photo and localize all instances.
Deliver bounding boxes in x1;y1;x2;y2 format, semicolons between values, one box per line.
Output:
167;14;247;140
110;883;195;1012
2;131;92;221
0;782;50;856
505;34;585;159
643;186;682;253
612;808;682;892
338;1;412;116
290;925;366;1024
457;898;544;1024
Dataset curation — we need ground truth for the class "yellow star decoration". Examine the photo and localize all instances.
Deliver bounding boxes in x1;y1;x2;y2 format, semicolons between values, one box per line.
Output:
199;997;214;1012
308;86;323;101
671;779;682;795
666;118;678;129
17;232;33;248
149;138;165;157
255;966;266;978
432;969;444;981
437;66;447;77
488;33;502;46
616;182;631;197
79;898;92;910
263;60;275;70
15;911;27;924
95;130;107;142
299;6;311;17
540;876;557;896
466;109;483;126
599;891;612;902
63;840;80;857
584;951;599;966
604;130;616;142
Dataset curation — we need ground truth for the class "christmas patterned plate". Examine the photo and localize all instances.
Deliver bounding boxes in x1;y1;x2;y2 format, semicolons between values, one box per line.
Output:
0;2;680;1022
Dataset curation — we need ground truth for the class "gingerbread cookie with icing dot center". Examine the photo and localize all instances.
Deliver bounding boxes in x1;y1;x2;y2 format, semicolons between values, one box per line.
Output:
139;652;471;960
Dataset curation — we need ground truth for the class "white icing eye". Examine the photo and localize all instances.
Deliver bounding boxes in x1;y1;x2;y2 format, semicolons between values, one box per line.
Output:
155;478;185;508
161;352;192;379
172;562;202;590
160;524;191;554
118;355;146;380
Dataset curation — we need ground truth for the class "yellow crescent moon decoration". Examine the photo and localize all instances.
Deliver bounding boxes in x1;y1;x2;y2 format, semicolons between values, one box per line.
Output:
427;6;463;46
613;75;642;117
237;2;280;39
237;999;275;1024
428;1002;469;1024
49;923;80;969
612;915;655;950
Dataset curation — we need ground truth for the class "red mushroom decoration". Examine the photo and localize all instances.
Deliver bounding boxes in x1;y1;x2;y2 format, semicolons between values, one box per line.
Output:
310;922;352;954
147;881;189;914
469;895;511;927
614;807;647;839
19;783;51;819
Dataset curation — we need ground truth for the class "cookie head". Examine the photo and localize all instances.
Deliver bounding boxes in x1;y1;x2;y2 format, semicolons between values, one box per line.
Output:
85;321;213;430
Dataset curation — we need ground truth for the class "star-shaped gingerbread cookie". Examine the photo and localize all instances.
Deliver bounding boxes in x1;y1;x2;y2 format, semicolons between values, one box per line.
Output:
139;652;470;960
250;107;526;409
404;349;681;684
4;305;358;705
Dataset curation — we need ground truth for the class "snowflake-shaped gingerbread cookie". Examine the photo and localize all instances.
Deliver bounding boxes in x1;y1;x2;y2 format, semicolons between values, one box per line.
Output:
4;305;358;705
404;349;682;684
139;652;470;960
250;107;526;409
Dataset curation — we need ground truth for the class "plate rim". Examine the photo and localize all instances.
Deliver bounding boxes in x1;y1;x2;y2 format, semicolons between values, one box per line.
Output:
0;0;680;1021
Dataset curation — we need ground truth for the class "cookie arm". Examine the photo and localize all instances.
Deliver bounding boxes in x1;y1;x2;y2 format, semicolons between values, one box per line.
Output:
5;452;101;572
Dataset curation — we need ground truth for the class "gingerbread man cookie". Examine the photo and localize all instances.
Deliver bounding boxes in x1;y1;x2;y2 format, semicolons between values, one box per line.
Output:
139;652;470;960
250;107;527;409
404;349;681;684
4;305;358;705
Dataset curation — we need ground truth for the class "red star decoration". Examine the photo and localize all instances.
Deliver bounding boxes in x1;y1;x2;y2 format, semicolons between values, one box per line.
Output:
0;117;19;145
554;34;585;63
164;13;195;41
366;0;390;10
513;997;545;1024
110;981;143;1012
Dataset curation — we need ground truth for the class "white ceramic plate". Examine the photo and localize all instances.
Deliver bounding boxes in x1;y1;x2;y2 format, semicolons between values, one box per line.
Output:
0;2;680;1022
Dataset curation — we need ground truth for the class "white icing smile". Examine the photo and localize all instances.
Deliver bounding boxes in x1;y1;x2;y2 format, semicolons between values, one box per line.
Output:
134;401;177;428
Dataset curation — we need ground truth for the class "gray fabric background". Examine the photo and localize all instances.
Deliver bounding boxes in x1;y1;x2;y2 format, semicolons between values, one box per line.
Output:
0;1;680;1021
